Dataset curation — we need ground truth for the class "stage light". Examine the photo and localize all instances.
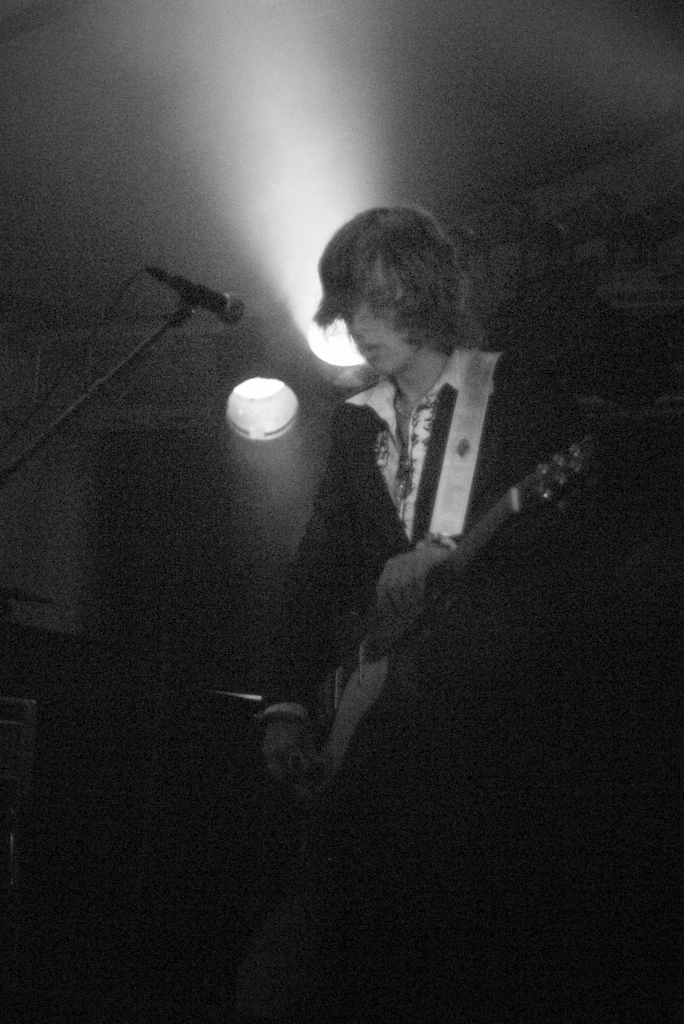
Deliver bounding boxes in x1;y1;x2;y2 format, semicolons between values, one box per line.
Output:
227;377;298;441
307;319;364;367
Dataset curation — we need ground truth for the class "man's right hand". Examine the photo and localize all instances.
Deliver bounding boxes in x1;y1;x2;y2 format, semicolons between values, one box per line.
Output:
262;718;330;799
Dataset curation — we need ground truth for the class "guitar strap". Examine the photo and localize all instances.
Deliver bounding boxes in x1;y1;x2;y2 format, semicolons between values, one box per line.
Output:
427;350;500;539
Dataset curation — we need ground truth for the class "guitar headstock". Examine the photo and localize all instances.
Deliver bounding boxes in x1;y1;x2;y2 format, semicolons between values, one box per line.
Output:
529;436;595;504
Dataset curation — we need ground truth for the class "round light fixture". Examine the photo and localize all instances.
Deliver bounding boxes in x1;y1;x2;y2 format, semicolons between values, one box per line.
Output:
226;377;299;441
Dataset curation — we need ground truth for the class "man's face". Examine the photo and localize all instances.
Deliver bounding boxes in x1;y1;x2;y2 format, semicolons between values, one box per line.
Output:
345;259;417;377
347;304;416;378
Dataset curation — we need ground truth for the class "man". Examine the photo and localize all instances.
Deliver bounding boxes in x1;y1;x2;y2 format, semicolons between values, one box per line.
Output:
235;205;583;1022
259;205;576;790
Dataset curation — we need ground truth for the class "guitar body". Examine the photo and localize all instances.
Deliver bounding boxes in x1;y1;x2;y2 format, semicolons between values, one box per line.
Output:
319;654;389;777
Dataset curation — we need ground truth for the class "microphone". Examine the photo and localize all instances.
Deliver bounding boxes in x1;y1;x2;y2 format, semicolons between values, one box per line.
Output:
146;267;245;324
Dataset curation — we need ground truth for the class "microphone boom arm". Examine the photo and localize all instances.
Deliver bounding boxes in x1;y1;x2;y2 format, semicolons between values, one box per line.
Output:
0;304;193;490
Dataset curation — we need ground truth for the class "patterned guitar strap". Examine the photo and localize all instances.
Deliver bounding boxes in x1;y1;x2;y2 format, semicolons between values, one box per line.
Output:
427;349;500;540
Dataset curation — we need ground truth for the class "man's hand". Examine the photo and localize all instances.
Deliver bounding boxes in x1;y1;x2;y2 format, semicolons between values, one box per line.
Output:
375;541;452;622
263;717;330;800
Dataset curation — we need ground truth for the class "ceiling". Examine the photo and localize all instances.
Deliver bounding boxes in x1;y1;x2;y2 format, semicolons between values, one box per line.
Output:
1;0;683;328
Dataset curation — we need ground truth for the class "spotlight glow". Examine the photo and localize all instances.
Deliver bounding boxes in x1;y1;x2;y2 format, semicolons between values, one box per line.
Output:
109;0;684;371
307;319;364;367
227;377;298;441
118;3;386;354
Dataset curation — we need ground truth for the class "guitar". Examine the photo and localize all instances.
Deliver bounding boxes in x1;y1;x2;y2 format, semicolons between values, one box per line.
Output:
315;437;595;784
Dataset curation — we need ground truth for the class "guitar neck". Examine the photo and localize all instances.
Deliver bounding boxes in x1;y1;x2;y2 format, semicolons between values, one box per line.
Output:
362;436;593;660
442;483;524;576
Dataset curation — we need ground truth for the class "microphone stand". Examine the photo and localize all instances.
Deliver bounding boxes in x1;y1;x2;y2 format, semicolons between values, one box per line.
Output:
0;303;194;490
0;300;200;943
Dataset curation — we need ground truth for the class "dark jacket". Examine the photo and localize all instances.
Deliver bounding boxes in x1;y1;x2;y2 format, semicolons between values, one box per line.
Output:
263;348;582;712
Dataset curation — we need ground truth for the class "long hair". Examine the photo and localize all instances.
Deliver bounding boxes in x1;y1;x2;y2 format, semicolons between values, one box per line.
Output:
314;205;483;352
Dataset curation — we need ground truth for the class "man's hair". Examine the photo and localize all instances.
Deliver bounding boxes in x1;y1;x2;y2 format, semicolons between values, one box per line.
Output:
314;205;481;353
